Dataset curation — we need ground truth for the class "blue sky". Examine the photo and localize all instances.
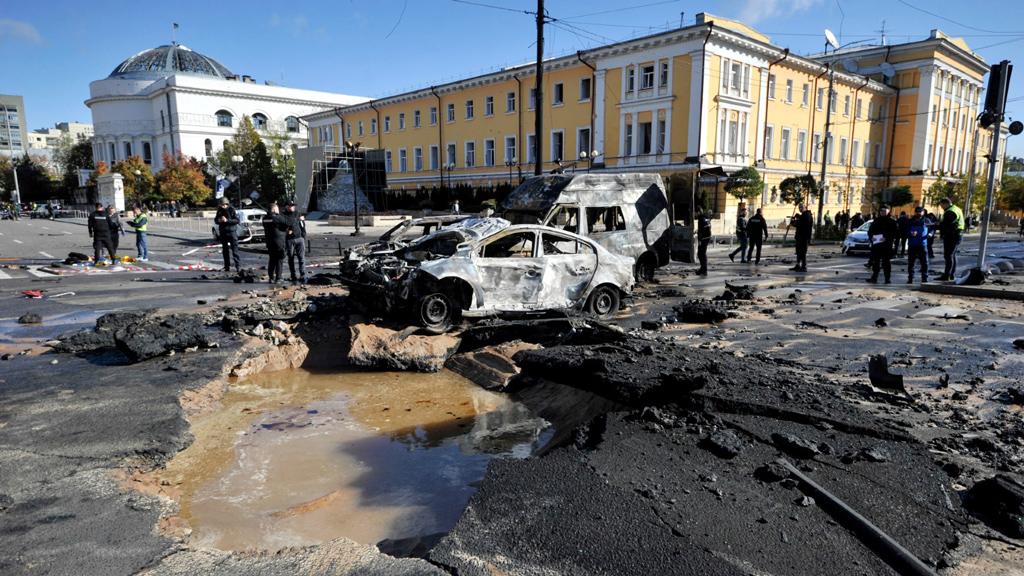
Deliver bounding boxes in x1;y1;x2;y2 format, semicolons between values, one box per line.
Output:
3;0;1023;155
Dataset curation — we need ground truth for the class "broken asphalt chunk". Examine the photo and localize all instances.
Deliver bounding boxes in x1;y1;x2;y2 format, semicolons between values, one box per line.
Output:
771;433;821;459
701;429;745;459
963;474;1024;539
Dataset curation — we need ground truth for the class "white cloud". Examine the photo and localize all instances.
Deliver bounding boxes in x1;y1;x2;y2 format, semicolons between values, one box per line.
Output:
0;19;42;45
739;0;822;24
268;13;312;37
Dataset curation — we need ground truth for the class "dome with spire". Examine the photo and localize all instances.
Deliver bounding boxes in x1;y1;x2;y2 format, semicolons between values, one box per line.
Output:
108;44;234;80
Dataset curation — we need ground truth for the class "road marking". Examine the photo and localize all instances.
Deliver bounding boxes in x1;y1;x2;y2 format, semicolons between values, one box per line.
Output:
39;251;54;259
62;231;73;235
0;269;10;280
25;267;49;277
41;226;50;230
182;248;200;256
12;239;23;244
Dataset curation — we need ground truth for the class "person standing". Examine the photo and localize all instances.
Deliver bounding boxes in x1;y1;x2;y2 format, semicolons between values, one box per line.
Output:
745;207;769;264
867;205;898;284
261;202;290;284
215;197;242;273
107;205;124;258
896;211;910;257
906;206;929;283
87;203;115;264
850;211;864;231
284;201;307;284
937;197;965;281
791;203;813;272
924;210;939;260
127;204;150;261
728;208;748;263
695;209;712;276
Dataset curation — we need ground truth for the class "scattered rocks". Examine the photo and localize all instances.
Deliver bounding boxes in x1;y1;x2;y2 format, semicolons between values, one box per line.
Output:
771;433;821;459
17;313;42;324
701;429;745;459
714;282;756;301
348;323;461;372
673;300;733;323
114;314;216;362
446;340;541;391
755;462;792;483
1014;338;1024;351
874;317;888;328
995;387;1024;406
963;474;1024;539
868;354;905;393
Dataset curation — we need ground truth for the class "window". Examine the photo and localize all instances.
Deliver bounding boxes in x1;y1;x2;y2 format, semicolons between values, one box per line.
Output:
447;103;455;122
465;100;474;119
109;142;116;163
926;144;934;168
580;77;592;101
527;134;537;163
627;68;636;92
768;74;776;99
830;90;837;111
720;58;750;98
505;136;517;162
937;146;945;171
346;123;351;139
551;131;564;162
414;147;423;171
801;83;809;107
413;110;421;128
252;113;268;129
542;232;587;256
812;133;821;162
465;141;475;167
371;118;377;134
446;143;456;166
785;79;793;102
547;205;580;234
398;113;406;130
529;88;537;110
385;150;393;172
553;83;564;105
838;137;847;164
482;232;534;259
429;145;439;170
161;110;166;129
484;139;495;166
641;65;655;89
639;122;652;155
816;88;824;110
506;91;516;112
485;96;494;116
863;140;871;167
624;124;633;157
202;139;211;158
430;106;438;125
286;116;299;133
399;149;407;172
797;130;807;161
143;142;153;164
826;134;834;164
843;95;850;116
586;207;626;232
384;115;391;132
358;121;364;136
764;126;774;159
656;120;666;154
780;128;791;160
852;140;860;167
216;110;233;127
659;61;669;87
856;98;863;119
577;128;591;158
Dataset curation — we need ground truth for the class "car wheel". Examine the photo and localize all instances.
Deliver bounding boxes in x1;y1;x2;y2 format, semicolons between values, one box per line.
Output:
634;255;656;282
418;292;456;333
586;285;620;319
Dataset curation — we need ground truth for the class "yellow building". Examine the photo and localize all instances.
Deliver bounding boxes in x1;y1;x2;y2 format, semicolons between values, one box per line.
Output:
298;13;1005;226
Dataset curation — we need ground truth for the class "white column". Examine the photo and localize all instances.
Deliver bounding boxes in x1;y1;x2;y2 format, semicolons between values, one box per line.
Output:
687;48;707;157
594;69;607;164
663;107;672;164
914;67;937;172
755;67;769;163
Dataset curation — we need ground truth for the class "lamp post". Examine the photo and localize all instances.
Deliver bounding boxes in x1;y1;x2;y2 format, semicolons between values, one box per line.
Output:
445;162;455;191
579;149;600;172
1;103;21;207
231;154;244;207
345;140;363;236
277;145;294;200
133;169;142;205
505;160;517;186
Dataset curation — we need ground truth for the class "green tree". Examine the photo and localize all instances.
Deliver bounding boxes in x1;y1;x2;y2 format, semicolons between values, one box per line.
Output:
13;155;55;202
55;140;94;195
998;175;1024;212
778;174;817;207
924;178;953;207
0;156;14;200
156;152;212;205
950;174;987;213
873;185;914;209
213;115;285;204
724;165;764;205
111;156;156;204
264;131;296;199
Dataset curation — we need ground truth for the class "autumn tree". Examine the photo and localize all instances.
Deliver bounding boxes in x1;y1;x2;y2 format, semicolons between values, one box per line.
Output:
212;115;286;204
111;156;156;204
779;174;817;208
156;152;212;205
0;156;14;200
998;175;1024;213
724;165;764;205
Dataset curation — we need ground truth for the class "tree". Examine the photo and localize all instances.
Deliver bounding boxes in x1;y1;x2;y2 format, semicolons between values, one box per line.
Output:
0;156;14;200
212;115;285;204
778;174;817;208
55;140;94;195
13;155;55;202
724;165;764;205
950;174;987;214
156;153;212;205
264;131;297;198
998;175;1024;213
111;156;155;204
249;140;286;204
873;185;914;209
924;178;953;207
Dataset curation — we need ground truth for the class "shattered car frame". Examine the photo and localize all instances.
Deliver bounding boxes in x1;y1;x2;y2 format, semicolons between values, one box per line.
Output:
344;214;474;261
342;220;635;332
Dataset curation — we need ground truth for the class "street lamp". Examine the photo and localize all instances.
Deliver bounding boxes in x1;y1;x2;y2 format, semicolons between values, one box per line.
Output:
345;140;363;236
133;169;142;205
231;154;244;206
277;145;294;199
578;149;601;172
445;162;455;191
504;160;517;185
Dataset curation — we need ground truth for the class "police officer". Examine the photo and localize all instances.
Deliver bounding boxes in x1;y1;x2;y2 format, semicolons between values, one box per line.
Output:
284;201;307;284
87;202;115;264
107;205;124;258
695;209;712;276
215;197;242;273
728;208;748;263
937;197;965;281
791;203;813;272
261;202;290;284
745;207;769;264
906;206;929;283
867;205;898;284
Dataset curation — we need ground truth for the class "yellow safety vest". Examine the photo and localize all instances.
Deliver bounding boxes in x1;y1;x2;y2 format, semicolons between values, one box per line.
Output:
947;205;965;231
132;213;149;232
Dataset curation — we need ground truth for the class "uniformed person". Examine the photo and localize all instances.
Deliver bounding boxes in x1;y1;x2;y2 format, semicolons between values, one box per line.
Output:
261;202;290;284
284;201;308;284
695;209;712;276
215;197;242;272
87;202;115;264
937;197;965;281
127;204;149;261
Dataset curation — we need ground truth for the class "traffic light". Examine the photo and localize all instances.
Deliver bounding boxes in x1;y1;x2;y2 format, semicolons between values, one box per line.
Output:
980;60;1013;129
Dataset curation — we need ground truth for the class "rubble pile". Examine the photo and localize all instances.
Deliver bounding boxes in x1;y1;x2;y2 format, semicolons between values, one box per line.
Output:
347;323;461;372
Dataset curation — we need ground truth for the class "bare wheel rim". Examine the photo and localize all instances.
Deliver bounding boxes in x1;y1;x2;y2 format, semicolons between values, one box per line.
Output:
593;290;615;315
423;295;450;325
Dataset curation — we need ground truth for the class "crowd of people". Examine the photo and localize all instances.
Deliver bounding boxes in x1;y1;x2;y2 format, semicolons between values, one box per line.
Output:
215;197;307;284
86;203;150;264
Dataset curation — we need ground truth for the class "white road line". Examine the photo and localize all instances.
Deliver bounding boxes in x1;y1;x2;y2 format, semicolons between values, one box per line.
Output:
41;226;50;230
0;269;11;280
62;231;73;235
25;267;49;277
182;248;200;256
39;251;54;258
12;239;23;244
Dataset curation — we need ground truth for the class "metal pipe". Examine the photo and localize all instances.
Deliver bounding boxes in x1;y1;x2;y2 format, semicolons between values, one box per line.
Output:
534;0;545;175
430;86;443;189
577;50;597;170
515;75;523;182
369;100;382;149
886;87;901;188
808;67;830;175
817;61;834;236
1;104;21;206
844;77;870;211
963;123;980;231
762;49;790;164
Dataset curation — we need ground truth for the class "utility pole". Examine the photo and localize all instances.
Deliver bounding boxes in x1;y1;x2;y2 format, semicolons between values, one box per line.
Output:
976;60;1012;271
963;124;980;232
817;64;834;237
1;104;21;207
534;0;544;175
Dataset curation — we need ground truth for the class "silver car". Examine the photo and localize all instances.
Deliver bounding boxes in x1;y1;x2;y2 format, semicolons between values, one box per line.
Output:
842;219;873;255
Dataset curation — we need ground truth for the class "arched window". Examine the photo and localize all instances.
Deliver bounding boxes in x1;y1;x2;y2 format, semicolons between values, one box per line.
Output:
204;139;213;158
252;113;268;129
216;110;233;128
109;142;116;163
285;116;299;133
143;142;153;164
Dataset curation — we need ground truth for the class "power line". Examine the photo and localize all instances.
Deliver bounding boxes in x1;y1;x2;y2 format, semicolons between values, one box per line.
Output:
894;0;1023;34
449;0;533;15
973;36;1024;50
562;0;679;20
383;0;408;41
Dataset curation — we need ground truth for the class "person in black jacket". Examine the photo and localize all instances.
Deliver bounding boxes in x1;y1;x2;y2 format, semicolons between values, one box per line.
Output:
695;209;712;276
87;203;116;263
284;201;308;284
107;205;124;258
262;202;290;284
895;211;910;257
728;208;748;263
745;207;769;264
867;205;898;284
791;204;813;272
215;197;243;272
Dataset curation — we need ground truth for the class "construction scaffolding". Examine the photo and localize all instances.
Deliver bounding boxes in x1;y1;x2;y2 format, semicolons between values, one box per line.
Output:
294;145;387;214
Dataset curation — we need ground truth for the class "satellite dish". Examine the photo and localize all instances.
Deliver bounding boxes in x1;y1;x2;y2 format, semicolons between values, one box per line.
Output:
879;62;896;78
825;29;840;50
842;58;859;73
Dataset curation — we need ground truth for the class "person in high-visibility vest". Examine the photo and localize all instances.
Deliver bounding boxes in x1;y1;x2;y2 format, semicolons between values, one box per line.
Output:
937;198;964;281
127;204;150;261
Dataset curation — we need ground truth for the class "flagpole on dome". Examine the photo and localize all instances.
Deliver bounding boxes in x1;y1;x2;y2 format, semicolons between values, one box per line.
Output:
172;22;179;45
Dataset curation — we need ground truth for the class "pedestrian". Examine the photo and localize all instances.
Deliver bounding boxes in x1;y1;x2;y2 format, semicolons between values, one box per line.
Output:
824;211;833;228
791;203;813;272
728;208;748;263
906;206;929;283
867;205;898;284
896;211;910;257
215;196;242;273
745;207;769;264
285;201;307;284
261;202;290;284
452;199;460;214
107;205;124;258
168;201;177;218
87;202;116;264
127;204;149;261
924;210;938;260
1018;217;1023;238
695;209;712;276
850;211;864;231
937;197;965;281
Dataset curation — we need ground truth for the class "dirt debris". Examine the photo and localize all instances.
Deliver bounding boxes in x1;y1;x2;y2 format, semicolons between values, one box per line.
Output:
347;323;461;372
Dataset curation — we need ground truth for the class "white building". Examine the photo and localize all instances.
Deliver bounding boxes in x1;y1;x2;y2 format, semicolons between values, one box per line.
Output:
86;43;367;172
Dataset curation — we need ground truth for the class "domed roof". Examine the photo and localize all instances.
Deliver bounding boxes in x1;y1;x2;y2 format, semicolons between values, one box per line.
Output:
109;44;234;80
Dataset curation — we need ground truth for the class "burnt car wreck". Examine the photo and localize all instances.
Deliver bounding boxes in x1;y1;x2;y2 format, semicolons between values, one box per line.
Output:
341;218;635;332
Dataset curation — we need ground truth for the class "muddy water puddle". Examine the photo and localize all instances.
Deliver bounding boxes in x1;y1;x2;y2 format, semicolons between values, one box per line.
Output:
163;368;550;551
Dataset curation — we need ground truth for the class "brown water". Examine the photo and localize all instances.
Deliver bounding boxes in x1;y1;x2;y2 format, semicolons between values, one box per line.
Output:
162;368;550;552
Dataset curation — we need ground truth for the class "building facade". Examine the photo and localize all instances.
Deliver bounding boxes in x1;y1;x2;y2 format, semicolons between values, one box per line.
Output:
86;44;367;172
0;94;29;158
299;13;1006;222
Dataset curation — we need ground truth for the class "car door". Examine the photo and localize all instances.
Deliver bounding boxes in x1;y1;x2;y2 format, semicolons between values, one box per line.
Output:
585;205;638;259
538;232;598;308
473;230;543;311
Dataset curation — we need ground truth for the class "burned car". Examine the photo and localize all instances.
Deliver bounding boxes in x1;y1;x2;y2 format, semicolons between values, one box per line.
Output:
342;218;634;332
344;214;474;261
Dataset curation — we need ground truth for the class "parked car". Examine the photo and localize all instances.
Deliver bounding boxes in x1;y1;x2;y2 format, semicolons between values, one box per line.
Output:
842;219;873;255
211;208;267;243
341;218;635;332
501;173;672;281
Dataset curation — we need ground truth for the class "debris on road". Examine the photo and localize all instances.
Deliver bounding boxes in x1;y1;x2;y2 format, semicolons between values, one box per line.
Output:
447;340;542;391
17;313;42;324
673;299;734;323
868;354;905;393
963;474;1024;539
347;323;461;372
